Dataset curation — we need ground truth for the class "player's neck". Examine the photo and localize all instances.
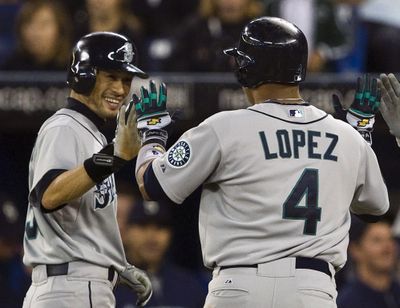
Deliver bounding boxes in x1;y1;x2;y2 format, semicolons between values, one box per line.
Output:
247;83;302;105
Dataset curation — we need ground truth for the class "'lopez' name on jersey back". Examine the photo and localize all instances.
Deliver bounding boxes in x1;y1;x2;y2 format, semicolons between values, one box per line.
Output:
259;129;338;161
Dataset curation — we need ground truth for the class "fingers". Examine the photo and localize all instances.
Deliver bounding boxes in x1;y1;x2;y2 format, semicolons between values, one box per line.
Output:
332;93;344;112
371;78;378;100
125;99;137;127
380;73;399;105
364;74;371;93
137;288;152;307
140;85;150;107
388;73;400;97
149;80;157;106
117;103;126;128
132;93;142;113
158;82;167;107
379;95;389;117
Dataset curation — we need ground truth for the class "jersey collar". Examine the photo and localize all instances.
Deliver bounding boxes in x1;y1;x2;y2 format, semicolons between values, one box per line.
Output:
66;97;106;130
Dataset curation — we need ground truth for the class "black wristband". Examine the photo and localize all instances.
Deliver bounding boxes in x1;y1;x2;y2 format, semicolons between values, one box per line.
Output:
84;153;128;183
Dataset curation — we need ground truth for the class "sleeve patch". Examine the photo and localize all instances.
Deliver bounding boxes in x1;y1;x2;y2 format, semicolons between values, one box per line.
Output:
167;140;191;168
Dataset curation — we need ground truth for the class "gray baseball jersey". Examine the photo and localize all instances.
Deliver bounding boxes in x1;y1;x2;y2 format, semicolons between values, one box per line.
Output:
24;101;126;272
151;102;389;270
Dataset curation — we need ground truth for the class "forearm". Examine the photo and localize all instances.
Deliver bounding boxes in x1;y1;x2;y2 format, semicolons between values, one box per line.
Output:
136;160;153;201
42;166;95;210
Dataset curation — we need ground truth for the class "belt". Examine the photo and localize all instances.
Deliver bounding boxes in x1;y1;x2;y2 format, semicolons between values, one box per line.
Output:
219;257;332;278
46;263;116;282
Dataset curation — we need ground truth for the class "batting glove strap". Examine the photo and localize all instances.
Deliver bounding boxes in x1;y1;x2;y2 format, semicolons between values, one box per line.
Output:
84;152;128;184
137;113;172;130
135;142;166;177
141;129;168;147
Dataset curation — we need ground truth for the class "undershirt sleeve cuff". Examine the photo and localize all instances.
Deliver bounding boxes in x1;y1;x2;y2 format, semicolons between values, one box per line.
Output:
354;214;384;223
29;169;68;213
143;162;174;203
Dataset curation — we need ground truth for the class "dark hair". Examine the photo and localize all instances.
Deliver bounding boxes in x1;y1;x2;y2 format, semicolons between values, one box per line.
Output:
15;0;72;67
349;215;392;243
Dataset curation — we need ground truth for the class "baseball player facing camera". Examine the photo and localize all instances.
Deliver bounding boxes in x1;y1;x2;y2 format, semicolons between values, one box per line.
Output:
134;17;389;307
23;32;152;307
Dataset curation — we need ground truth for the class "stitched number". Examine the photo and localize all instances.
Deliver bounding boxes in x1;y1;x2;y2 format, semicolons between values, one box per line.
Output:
283;169;321;235
25;207;38;239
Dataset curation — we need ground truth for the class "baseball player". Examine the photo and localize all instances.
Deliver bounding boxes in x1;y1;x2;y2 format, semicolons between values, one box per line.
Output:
132;17;389;308
23;32;152;308
379;73;400;147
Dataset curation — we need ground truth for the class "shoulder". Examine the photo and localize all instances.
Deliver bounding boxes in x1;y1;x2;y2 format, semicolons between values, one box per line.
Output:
39;109;97;136
322;113;367;143
203;109;247;126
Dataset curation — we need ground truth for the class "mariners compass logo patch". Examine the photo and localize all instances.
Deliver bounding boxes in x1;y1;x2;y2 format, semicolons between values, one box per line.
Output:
168;141;191;168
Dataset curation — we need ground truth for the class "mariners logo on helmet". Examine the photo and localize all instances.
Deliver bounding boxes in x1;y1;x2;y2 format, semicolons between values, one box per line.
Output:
168;141;191;168
108;42;134;63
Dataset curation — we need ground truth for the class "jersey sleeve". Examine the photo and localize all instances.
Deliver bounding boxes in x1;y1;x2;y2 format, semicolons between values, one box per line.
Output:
350;142;389;216
30;125;81;197
151;122;222;204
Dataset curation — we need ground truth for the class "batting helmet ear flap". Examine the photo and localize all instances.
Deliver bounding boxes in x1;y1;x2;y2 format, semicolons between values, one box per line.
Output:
67;65;96;95
67;44;97;95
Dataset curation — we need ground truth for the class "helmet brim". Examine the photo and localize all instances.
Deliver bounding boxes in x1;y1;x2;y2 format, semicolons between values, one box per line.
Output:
123;63;149;79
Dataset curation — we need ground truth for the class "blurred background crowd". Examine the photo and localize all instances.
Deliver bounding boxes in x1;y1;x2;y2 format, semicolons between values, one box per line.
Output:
1;0;400;73
1;0;400;307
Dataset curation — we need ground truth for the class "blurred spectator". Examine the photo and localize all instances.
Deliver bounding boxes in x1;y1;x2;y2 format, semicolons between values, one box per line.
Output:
115;180;139;244
168;0;265;72
131;0;199;38
359;0;400;72
0;1;20;67
333;0;368;73
0;192;30;308
129;0;199;71
115;200;207;308
73;0;145;67
337;217;400;308
1;0;72;71
266;0;363;72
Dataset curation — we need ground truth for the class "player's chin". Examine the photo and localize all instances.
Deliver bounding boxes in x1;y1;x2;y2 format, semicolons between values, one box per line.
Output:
103;104;121;119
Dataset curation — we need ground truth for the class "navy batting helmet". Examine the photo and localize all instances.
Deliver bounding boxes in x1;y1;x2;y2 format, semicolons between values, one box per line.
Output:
224;17;308;88
67;32;148;95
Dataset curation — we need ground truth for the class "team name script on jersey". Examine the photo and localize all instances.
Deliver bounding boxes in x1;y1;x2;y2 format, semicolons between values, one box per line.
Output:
259;129;338;161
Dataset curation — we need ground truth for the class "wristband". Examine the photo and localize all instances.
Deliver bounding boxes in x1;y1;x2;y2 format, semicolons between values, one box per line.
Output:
346;112;375;130
84;153;128;183
135;143;165;177
141;129;168;147
396;137;400;148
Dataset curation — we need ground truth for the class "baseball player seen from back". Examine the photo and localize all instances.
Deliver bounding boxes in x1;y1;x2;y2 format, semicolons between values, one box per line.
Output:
23;32;152;308
134;17;389;308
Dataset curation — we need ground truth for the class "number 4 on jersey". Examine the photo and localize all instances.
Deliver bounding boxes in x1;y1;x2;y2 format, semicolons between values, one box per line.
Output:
283;169;321;235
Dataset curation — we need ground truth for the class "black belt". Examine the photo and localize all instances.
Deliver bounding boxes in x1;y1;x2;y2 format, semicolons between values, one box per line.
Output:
45;263;116;282
219;257;332;278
